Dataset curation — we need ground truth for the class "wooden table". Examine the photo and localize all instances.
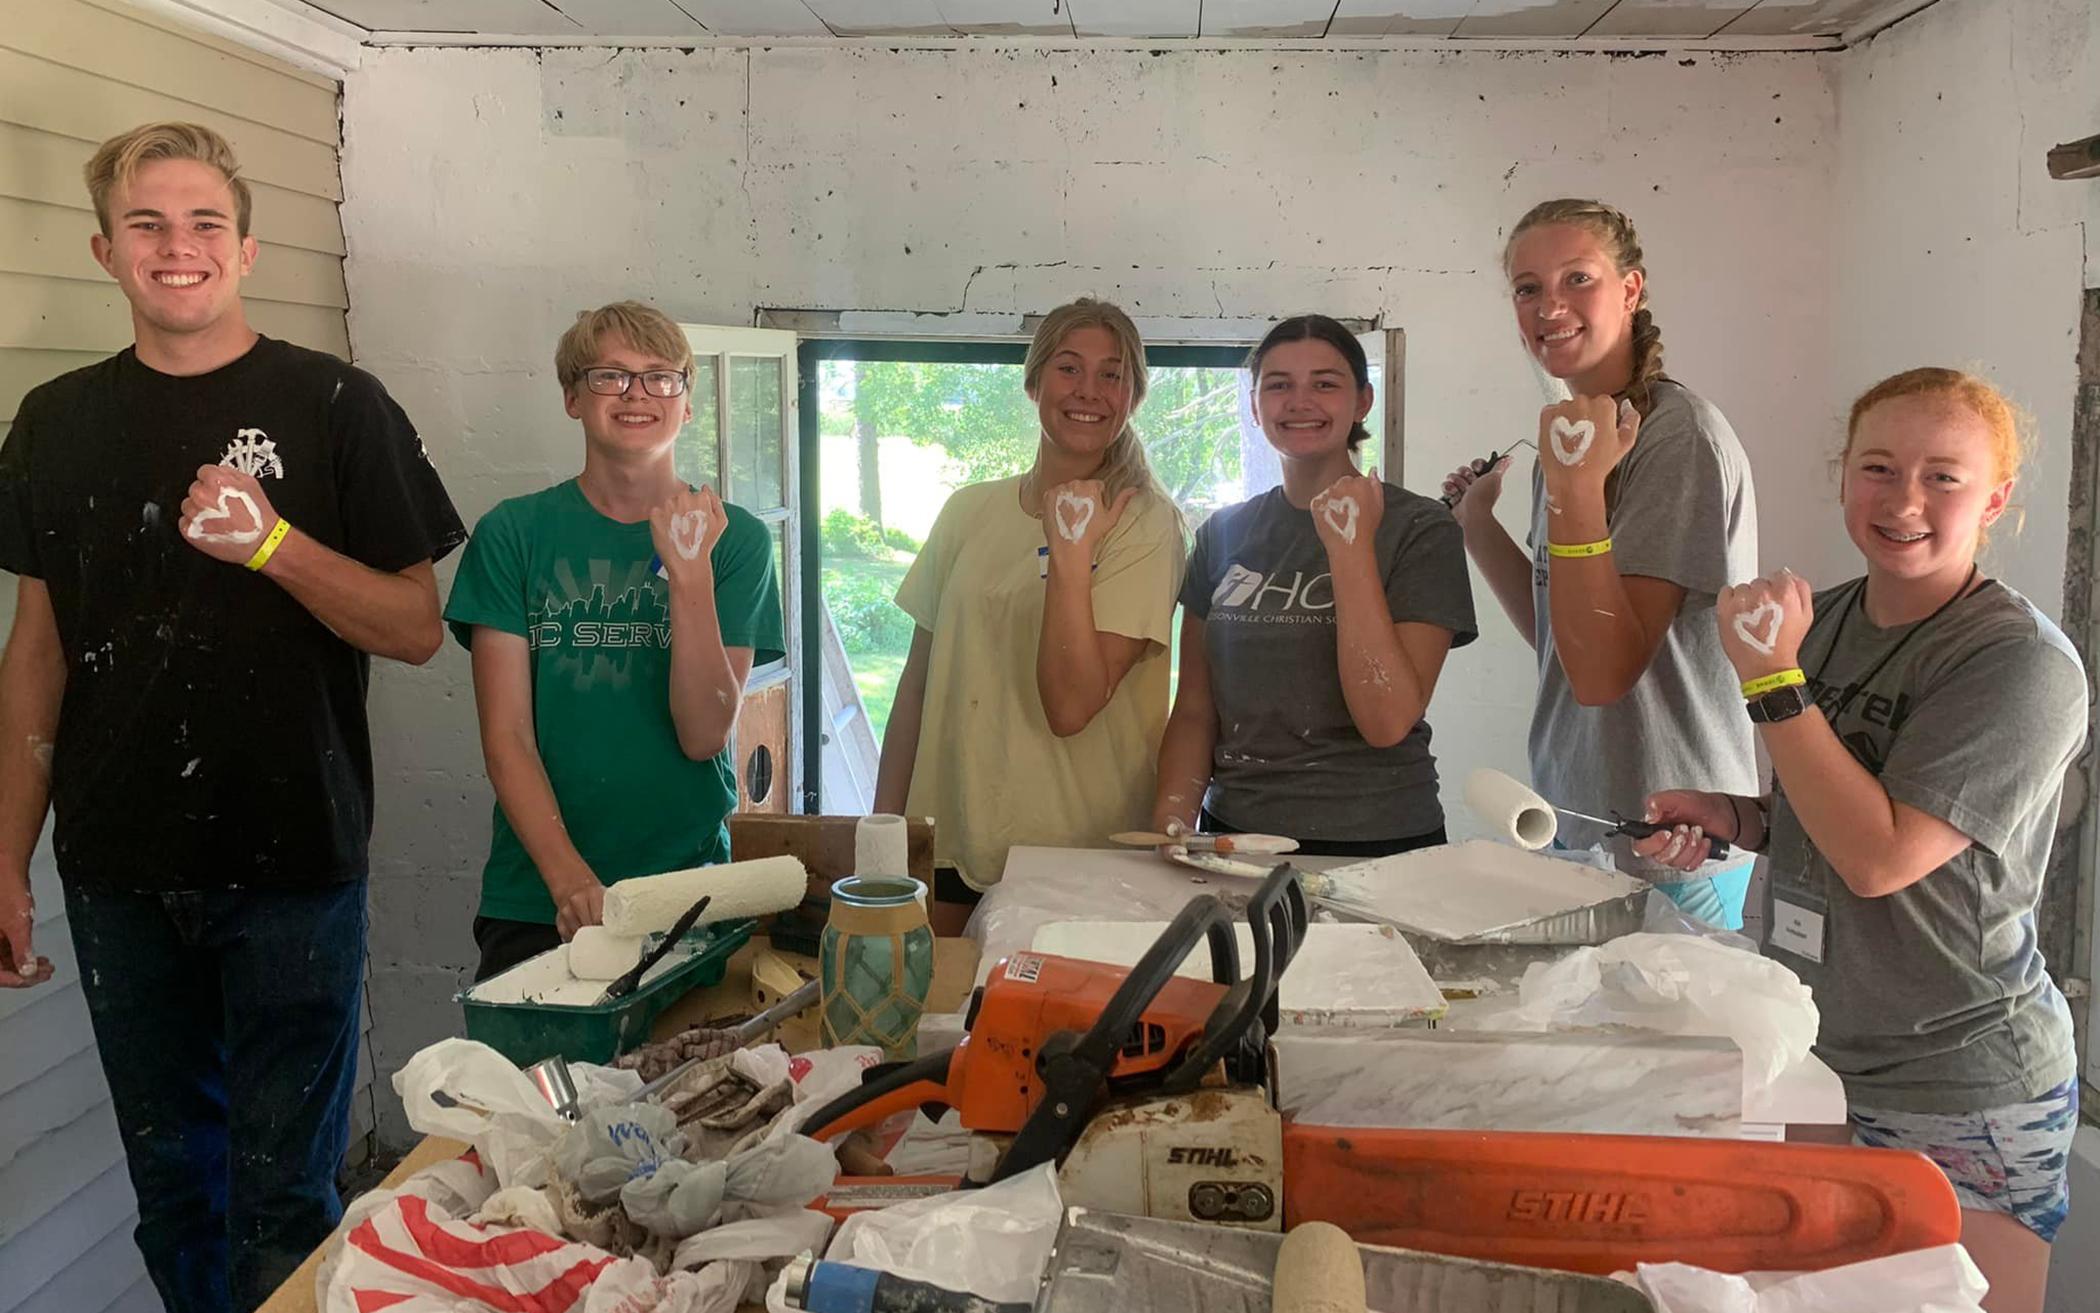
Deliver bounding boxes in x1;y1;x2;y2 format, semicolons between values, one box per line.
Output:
259;933;980;1313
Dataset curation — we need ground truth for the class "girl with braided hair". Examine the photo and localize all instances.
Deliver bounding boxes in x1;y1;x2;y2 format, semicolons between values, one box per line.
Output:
1443;199;1761;928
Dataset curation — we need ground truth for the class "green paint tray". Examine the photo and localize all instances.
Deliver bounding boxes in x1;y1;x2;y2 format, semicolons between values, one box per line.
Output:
456;919;755;1067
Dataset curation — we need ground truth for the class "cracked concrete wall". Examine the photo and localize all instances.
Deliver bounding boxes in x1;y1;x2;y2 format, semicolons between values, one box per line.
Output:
1822;0;2100;608
339;42;1838;1148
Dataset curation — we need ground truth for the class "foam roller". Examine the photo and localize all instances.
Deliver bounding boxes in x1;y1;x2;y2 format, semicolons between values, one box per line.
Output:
567;927;645;981
1272;1221;1367;1313
602;855;808;938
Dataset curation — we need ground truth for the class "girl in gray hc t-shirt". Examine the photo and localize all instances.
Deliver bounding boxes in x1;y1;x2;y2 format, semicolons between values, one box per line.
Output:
1153;316;1476;854
1638;369;2084;1298
1444;199;1759;928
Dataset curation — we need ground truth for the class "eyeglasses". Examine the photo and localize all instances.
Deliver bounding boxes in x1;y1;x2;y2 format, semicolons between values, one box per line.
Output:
582;367;689;398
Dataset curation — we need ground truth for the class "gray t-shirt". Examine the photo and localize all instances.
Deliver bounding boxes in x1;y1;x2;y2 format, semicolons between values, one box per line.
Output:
1183;484;1477;840
1527;380;1759;872
1764;579;2084;1113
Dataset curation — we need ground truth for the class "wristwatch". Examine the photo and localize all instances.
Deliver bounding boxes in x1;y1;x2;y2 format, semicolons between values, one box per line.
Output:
1746;684;1808;724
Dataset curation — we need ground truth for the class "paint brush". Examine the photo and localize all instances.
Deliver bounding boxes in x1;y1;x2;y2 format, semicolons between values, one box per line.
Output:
1111;830;1299;855
597;893;712;1003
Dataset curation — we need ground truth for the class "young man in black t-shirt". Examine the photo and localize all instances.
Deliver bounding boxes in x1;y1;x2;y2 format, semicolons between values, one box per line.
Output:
0;123;464;1313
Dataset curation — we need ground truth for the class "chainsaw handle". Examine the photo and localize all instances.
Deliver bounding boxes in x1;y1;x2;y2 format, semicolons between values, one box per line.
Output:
1161;862;1306;1095
989;893;1241;1183
797;1047;957;1144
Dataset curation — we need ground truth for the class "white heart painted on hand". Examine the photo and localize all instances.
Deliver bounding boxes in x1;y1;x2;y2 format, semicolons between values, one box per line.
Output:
670;509;709;561
1053;489;1097;543
1733;600;1784;656
1319;494;1360;544
185;487;263;545
1549;415;1596;466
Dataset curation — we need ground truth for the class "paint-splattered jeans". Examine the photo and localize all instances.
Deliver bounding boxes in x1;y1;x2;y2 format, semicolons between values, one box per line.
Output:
63;878;367;1313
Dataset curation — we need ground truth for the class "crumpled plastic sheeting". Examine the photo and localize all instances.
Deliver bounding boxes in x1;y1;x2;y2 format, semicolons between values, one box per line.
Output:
794;1163;1063;1308
393;1038;643;1189
1475;932;1818;1094
1627;1243;1987;1313
551;1094;838;1241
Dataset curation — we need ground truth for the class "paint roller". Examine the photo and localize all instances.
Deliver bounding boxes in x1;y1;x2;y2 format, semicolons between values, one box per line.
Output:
600;855;809;939
1464;767;1732;860
1271;1221;1367;1313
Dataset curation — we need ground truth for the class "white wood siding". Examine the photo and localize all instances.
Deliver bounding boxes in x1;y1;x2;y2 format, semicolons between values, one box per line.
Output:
0;4;355;1311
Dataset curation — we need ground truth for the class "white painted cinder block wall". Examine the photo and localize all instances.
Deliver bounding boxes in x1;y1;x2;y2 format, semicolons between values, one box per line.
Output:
338;40;1838;1146
1828;5;2100;1305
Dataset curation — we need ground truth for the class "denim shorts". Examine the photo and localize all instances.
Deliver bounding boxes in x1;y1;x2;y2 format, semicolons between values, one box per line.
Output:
1849;1079;2080;1241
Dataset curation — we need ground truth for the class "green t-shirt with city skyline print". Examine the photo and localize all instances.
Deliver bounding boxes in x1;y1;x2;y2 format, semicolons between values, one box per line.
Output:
445;479;785;924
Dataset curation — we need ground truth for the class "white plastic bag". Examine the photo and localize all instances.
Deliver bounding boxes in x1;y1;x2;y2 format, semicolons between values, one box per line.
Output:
1477;932;1818;1093
393;1039;646;1190
786;1045;914;1156
393;1038;571;1188
772;1162;1063;1308
1631;1243;1987;1312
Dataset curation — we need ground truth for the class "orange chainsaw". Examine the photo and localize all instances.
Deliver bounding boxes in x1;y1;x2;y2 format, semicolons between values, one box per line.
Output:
802;864;1959;1275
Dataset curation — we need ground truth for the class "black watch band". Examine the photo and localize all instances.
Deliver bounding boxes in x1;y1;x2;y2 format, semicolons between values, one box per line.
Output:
1746;684;1808;724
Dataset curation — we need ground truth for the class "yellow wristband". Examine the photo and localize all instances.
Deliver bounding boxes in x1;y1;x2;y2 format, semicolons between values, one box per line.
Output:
245;518;292;572
1740;668;1806;698
1546;537;1613;559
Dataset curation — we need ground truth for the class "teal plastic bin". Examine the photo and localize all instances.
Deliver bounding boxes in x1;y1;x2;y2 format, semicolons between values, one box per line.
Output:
456;919;755;1067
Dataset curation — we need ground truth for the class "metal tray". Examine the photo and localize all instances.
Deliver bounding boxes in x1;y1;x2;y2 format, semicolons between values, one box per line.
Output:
1036;1208;1653;1313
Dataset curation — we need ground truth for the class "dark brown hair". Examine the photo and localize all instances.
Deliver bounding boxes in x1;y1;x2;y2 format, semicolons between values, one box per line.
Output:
1246;315;1372;450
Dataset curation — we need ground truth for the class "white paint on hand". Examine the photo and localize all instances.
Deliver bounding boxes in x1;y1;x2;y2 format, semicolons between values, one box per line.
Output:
1053;489;1096;542
1319;494;1360;544
670;509;709;560
1733;600;1784;655
28;736;51;776
1548;415;1596;466
185;487;264;545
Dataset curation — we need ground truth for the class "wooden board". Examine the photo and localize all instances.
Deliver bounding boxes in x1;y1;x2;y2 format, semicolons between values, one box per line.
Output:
733;679;790;814
728;812;934;904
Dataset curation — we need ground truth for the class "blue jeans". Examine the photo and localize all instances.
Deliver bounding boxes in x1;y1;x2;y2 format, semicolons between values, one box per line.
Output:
63;879;368;1313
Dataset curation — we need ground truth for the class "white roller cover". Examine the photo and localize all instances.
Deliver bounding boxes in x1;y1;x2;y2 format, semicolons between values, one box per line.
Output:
601;855;808;938
1462;767;1558;850
566;927;644;981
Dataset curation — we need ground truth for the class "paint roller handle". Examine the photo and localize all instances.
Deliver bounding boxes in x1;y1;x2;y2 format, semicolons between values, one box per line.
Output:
1613;814;1732;863
1439;439;1533;508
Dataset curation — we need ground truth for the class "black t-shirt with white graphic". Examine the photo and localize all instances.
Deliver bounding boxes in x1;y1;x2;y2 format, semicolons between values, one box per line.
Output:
1181;484;1477;841
0;336;466;890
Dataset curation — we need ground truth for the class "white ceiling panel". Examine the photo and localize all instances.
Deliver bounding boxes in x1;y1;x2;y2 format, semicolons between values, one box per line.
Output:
1200;1;1340;38
214;0;1938;42
309;0;584;34
934;1;1072;35
670;1;831;35
1067;0;1198;36
1453;0;1620;38
1330;1;1469;36
800;0;951;35
1716;0;1894;37
1588;0;1759;37
551;0;703;34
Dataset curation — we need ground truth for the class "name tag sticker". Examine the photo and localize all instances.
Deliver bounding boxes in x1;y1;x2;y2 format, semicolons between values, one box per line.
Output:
1771;898;1825;964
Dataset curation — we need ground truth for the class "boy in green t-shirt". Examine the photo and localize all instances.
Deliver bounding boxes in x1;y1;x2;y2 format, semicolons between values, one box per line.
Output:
446;301;785;980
